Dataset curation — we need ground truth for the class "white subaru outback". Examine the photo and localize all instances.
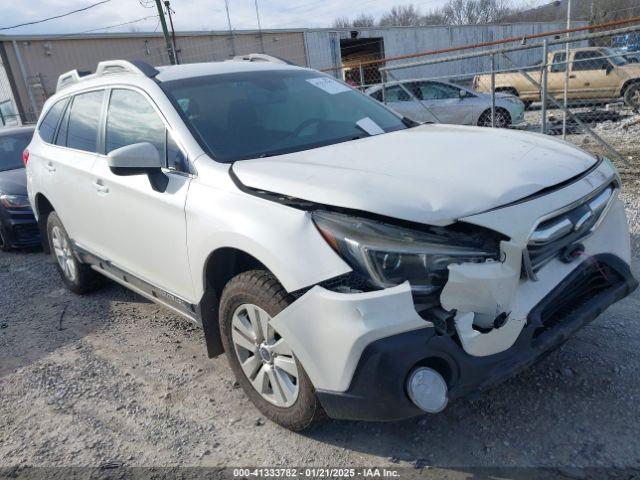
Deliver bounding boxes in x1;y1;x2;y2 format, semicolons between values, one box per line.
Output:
26;57;637;430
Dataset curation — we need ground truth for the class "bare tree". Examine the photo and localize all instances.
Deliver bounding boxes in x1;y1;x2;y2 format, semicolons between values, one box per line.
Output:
379;4;423;26
352;13;376;27
442;0;512;25
333;16;352;28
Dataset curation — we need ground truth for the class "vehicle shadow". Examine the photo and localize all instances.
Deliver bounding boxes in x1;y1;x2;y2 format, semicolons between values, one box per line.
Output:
0;251;150;377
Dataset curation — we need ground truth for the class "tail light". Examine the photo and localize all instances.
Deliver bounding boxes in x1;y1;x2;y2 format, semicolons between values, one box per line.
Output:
22;148;29;166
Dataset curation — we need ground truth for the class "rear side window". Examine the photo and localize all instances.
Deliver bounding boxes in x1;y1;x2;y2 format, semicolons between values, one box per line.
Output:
67;90;104;153
106;89;165;160
38;99;67;143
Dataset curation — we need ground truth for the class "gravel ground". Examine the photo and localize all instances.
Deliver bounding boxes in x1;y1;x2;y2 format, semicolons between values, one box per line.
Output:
1;123;639;475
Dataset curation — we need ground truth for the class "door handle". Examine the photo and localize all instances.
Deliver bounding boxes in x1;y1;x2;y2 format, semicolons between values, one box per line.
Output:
93;180;109;194
46;162;56;173
569;74;576;79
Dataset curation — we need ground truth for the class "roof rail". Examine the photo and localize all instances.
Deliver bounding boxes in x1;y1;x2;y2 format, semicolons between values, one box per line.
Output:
231;53;294;65
55;59;160;92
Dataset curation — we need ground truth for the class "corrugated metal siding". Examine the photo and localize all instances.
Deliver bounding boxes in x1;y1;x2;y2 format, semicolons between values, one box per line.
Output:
304;31;341;75
3;31;307;114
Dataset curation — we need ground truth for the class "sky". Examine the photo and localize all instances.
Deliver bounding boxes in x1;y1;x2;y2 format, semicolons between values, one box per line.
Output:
1;0;552;35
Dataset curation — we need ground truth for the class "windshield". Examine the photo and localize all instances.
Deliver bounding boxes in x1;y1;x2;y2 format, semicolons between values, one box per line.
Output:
0;131;31;171
603;48;629;66
162;69;407;162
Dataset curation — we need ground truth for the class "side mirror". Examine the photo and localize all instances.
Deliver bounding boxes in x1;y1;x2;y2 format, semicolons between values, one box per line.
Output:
605;63;614;74
107;142;168;192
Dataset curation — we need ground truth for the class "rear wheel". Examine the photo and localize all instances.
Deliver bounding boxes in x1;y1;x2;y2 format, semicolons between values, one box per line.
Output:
46;212;103;294
477;108;511;128
219;270;325;430
623;82;640;109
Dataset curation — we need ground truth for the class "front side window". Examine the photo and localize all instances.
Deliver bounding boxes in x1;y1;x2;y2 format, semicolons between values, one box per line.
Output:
106;89;166;160
163;70;407;162
0;131;32;171
67;91;104;152
38;99;67;143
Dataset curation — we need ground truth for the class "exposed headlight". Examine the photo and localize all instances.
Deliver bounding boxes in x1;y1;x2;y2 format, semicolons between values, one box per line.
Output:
312;211;499;296
0;194;30;209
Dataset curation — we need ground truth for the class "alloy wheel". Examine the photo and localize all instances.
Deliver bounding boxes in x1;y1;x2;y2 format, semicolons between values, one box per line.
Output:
51;226;77;282
231;303;299;407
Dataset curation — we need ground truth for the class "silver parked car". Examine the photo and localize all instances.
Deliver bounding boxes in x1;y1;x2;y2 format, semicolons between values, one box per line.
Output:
366;79;525;128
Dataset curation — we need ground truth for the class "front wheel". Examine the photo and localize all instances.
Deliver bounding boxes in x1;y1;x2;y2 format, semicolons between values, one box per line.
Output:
624;83;640;109
46;212;103;294
477;108;511;128
219;270;325;431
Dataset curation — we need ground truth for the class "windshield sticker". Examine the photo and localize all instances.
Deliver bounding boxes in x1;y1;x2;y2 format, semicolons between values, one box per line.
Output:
356;117;385;136
306;77;352;95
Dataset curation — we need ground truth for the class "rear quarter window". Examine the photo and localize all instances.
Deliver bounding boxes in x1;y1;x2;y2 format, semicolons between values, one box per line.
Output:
38;99;67;143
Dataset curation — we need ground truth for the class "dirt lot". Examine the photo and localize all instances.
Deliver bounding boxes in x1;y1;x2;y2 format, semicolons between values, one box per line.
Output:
2;122;640;476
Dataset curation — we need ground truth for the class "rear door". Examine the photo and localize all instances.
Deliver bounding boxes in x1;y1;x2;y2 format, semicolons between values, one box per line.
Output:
86;87;194;301
36;90;106;251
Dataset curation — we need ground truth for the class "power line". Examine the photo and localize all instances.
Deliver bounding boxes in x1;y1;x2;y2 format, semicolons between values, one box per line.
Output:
0;0;112;31
51;15;159;39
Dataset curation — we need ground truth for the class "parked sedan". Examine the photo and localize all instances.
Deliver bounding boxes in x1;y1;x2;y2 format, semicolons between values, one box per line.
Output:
0;126;40;251
366;79;525;128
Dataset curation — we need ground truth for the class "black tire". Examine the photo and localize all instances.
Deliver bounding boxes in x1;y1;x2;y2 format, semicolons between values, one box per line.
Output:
477;107;511;128
219;270;325;431
523;100;533;110
0;224;10;252
623;82;640;109
46;212;103;294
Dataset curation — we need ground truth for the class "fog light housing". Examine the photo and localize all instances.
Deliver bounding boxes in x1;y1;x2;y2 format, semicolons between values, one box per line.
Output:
406;367;448;413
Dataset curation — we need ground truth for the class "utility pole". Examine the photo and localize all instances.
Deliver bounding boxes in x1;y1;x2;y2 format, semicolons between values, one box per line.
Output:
224;0;236;56
154;0;175;64
164;0;179;64
254;0;264;53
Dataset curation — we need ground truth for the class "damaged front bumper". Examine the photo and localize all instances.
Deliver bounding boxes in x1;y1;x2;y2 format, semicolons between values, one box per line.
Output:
316;253;636;421
271;164;637;421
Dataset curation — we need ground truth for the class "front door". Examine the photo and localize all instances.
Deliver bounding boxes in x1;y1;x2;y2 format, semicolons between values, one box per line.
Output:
87;87;195;302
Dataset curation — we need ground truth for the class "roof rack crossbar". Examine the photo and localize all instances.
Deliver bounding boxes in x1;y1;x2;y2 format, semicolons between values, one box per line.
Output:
55;59;159;92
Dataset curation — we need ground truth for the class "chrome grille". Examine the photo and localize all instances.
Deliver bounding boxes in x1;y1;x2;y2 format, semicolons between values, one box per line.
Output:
524;182;616;275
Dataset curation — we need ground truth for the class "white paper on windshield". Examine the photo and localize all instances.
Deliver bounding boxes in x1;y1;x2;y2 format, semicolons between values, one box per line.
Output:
356;117;385;136
306;77;351;95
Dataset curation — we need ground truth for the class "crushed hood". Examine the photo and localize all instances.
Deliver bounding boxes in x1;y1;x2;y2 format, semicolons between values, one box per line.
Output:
232;124;597;226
